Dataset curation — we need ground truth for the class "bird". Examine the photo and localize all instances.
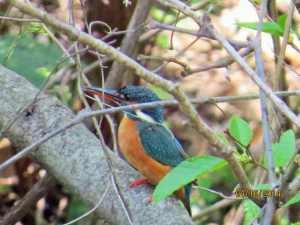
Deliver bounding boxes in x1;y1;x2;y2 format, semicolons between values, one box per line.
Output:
82;85;192;216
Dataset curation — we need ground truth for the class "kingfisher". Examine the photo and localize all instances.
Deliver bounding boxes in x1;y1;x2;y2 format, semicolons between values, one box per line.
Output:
82;85;192;216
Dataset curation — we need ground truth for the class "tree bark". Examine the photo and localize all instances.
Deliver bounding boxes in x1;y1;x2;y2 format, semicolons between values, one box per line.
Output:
0;65;194;225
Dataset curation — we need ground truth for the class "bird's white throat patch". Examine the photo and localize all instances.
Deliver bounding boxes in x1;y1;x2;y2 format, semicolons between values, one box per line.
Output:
135;110;156;123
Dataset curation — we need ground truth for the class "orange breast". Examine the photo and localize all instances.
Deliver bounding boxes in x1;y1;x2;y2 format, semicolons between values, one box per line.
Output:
118;116;189;212
118;116;173;185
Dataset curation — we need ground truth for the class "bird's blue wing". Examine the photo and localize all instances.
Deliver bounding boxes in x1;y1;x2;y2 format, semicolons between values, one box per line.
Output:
136;121;186;167
136;121;192;215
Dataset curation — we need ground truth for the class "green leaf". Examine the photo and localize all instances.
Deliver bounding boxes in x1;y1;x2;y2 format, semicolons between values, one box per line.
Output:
255;184;269;190
147;85;174;100
282;193;300;208
67;196;91;225
243;199;260;225
229;115;253;152
156;35;169;48
277;14;294;43
0;185;11;194
236;22;283;36
150;7;174;23
208;0;226;2
249;0;261;3
277;14;288;31
217;133;231;146
152;155;227;203
265;130;295;168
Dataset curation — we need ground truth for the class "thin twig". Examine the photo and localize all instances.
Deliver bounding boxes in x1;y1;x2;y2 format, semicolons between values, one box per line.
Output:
254;0;277;222
3;13;23;66
139;1;209;42
0;15;40;22
152;36;200;73
168;11;180;50
224;129;267;171
192;198;239;221
138;54;190;71
269;46;300;78
147;21;249;51
63;180;111;225
1;90;300;172
285;168;300;202
247;204;267;225
156;0;300;130
111;174;133;224
0;5;12;32
0;174;56;225
281;159;300;199
274;1;294;91
24;0;74;64
73;4;132;220
193;186;245;200
4;0;284;208
182;47;253;77
0;48;84;140
84;15;119;154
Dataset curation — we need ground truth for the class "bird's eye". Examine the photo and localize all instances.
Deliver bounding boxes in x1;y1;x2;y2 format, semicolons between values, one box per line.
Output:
119;94;125;99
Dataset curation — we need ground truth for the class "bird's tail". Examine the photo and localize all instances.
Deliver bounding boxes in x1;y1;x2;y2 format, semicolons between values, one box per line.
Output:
174;183;192;216
183;183;192;216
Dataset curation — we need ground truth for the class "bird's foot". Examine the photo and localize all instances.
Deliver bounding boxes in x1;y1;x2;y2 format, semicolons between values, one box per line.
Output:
129;178;150;188
147;196;153;203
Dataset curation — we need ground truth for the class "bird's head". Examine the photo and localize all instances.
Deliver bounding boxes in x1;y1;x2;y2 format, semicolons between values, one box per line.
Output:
82;85;163;123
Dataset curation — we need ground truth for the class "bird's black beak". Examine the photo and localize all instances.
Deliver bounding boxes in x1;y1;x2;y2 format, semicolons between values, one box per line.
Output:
82;86;125;103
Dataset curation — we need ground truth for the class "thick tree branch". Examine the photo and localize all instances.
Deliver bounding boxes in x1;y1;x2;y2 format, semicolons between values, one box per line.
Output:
2;88;300;172
5;0;272;207
0;66;194;225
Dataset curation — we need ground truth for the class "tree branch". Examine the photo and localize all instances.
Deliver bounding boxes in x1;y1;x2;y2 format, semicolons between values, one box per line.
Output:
6;0;252;196
158;0;300;130
147;21;249;51
0;66;194;224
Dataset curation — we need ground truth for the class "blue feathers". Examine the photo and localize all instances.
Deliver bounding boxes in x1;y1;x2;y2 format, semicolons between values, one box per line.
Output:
136;120;191;210
136;121;186;167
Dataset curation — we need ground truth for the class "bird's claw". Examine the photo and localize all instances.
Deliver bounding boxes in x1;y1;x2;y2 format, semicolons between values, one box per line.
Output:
129;178;150;188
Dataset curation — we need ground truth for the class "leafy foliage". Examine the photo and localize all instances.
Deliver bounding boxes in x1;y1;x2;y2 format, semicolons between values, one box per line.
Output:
0;33;64;88
208;0;226;3
229;115;253;153
243;199;259;225
236;14;293;43
264;129;295;170
243;184;269;224
67;196;92;225
152;155;227;203
282;193;300;208
217;133;231;146
197;165;236;205
236;21;283;36
147;85;174;100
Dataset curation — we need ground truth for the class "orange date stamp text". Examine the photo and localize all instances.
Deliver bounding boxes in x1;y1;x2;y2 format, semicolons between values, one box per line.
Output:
235;189;280;198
